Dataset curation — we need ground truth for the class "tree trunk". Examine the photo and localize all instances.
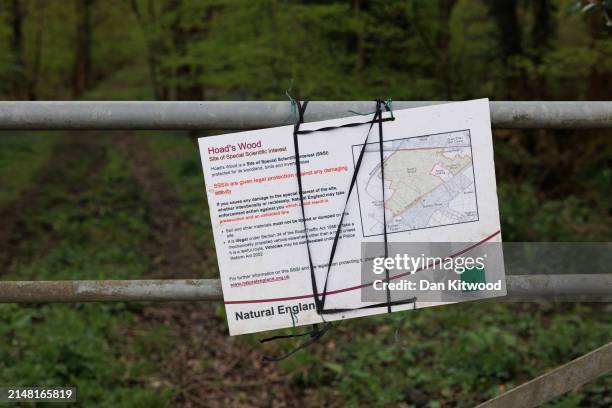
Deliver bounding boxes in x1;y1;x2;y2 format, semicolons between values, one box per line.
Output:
531;0;553;53
486;0;521;56
28;1;46;100
73;0;94;98
486;0;525;99
586;10;611;99
530;0;555;99
438;0;457;99
129;0;165;100
353;0;365;76
9;0;26;99
168;0;204;100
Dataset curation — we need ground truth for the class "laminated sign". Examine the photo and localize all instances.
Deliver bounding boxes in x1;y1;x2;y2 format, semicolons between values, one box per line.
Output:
199;99;506;335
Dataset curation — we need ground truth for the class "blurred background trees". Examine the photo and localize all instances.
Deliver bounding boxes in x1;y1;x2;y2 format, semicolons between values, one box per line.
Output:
0;3;609;405
0;0;609;240
0;0;610;102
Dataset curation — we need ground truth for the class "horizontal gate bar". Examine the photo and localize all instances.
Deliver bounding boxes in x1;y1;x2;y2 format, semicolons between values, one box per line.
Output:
476;341;612;408
0;275;609;303
0;101;610;130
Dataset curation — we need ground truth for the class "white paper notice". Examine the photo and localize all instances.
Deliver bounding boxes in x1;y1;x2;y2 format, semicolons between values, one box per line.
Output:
199;99;505;335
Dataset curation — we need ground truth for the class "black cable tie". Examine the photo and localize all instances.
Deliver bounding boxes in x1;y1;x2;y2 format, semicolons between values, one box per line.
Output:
260;322;333;363
261;97;414;361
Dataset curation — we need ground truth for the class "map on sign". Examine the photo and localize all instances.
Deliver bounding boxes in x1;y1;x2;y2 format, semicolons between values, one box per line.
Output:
352;130;478;237
199;99;504;335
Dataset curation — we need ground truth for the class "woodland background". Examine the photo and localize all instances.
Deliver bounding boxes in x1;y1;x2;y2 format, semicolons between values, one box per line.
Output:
0;1;610;407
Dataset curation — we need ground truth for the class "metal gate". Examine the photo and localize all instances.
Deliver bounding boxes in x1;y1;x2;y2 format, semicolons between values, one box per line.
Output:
1;100;611;407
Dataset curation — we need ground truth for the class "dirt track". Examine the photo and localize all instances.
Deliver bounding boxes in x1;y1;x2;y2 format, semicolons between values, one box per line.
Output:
116;134;305;407
0;136;107;276
0;133;308;407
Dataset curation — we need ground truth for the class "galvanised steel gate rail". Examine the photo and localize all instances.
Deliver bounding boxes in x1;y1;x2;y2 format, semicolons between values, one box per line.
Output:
0;274;610;303
0;101;611;129
1;101;611;408
0;100;610;303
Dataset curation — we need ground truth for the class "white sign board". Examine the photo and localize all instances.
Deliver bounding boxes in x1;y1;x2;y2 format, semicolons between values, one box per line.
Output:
199;99;505;335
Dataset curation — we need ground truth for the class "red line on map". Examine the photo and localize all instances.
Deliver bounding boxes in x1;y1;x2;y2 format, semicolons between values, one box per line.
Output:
223;229;501;305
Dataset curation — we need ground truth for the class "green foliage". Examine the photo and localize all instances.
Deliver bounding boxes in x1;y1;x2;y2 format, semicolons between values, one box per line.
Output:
0;132;57;207
0;135;173;407
145;130;612;406
0;1;610;406
497;183;608;241
0;303;174;407
146;132;218;275
268;304;612;406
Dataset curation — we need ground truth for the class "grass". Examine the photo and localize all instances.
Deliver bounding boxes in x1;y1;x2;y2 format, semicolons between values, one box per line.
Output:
144;132;611;407
0;132;58;207
0;134;174;407
275;303;611;406
145;131;219;276
0;130;609;407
